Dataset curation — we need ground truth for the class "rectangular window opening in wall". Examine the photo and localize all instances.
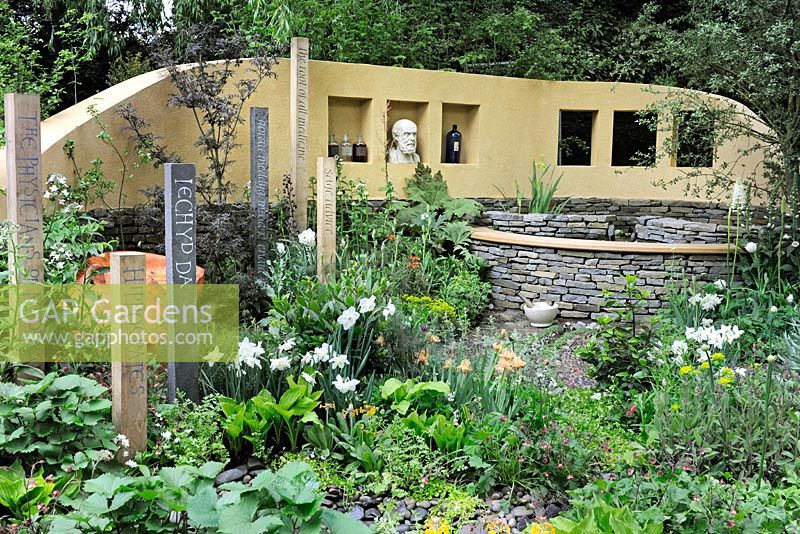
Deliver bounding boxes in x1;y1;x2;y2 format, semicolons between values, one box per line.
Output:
676;110;714;168
611;111;657;167
558;110;594;166
441;103;479;164
327;96;373;163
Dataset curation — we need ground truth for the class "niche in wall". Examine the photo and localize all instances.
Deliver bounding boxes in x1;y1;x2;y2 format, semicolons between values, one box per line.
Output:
328;96;373;162
387;100;429;163
441;103;479;164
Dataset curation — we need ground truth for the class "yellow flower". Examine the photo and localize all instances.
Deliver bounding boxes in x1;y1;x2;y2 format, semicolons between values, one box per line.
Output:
443;358;452;370
457;358;473;373
423;517;449;534
717;367;734;385
700;361;710;369
510;356;526;369
671;403;680;411
376;335;385;347
711;352;725;362
492;342;503;351
417;349;429;365
427;333;441;343
679;365;693;375
529;522;556;534
499;328;508;339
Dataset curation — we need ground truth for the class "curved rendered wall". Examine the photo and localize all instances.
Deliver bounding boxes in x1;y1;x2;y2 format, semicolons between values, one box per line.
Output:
0;59;766;214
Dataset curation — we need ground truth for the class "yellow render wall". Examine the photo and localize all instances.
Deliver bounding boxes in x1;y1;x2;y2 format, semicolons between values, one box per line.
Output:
0;59;765;213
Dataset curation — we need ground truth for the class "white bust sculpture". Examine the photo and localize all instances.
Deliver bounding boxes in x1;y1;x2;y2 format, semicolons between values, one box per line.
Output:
387;119;420;163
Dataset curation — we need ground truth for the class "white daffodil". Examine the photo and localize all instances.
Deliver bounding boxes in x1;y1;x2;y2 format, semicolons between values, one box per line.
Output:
358;295;377;313
270;356;292;372
333;374;360;393
383;301;396;319
337;307;360;330
744;242;758;253
330;352;350;370
278;338;296;353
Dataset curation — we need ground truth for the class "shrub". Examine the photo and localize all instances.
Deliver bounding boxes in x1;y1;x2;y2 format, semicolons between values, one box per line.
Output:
0;373;116;474
440;270;491;324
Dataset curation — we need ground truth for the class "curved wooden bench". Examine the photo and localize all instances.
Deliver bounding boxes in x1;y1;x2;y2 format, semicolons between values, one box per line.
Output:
470;227;731;255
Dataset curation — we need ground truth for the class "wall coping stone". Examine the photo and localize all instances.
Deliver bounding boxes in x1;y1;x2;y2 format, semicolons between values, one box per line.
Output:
470;227;730;255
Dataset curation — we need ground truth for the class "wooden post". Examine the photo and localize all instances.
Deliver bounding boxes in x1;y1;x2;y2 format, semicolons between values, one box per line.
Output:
164;163;199;403
110;252;147;459
5;93;45;371
316;157;336;282
291;37;309;230
250;107;269;277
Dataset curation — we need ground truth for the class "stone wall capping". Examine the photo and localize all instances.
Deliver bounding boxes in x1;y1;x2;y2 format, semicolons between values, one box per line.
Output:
470;227;731;255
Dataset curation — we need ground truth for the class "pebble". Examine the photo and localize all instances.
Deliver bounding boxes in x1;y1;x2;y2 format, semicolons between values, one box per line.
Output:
491;492;502;500
404;497;416;509
508;518;517;528
396;526;411;533
490;502;502;513
365;508;381;520
511;505;533;518
419;500;432;509
242;475;251;484
413;507;428;521
246;457;265;471
544;503;562;518
349;505;365;521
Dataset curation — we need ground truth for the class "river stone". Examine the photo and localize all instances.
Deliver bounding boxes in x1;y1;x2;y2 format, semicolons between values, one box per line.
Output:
490;502;502;513
419;500;432;509
246;457;266;471
545;503;563;518
511;506;533;518
348;505;365;521
214;466;248;485
396;526;411;533
413;507;428;521
365;508;381;520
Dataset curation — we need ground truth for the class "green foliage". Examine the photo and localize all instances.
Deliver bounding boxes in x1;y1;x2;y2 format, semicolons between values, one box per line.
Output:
566;470;800;533
153;394;229;468
402;295;458;332
516;161;570;214
0;373;116;474
51;460;367;533
641;362;800;483
556;388;641;473
577;275;651;390
220;378;321;460
0;461;77;528
440;270;491;325
551;496;663;534
379;377;449;415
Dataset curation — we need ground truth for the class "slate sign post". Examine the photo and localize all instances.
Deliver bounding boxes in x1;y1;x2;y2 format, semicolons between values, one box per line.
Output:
164;163;199;403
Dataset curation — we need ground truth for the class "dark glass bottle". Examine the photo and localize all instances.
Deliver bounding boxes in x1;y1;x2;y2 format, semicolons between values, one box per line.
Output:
328;134;339;158
445;124;462;163
353;135;368;162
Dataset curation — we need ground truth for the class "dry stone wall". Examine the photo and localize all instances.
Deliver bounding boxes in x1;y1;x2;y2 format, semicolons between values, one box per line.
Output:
479;211;616;240
471;240;729;320
634;216;737;244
